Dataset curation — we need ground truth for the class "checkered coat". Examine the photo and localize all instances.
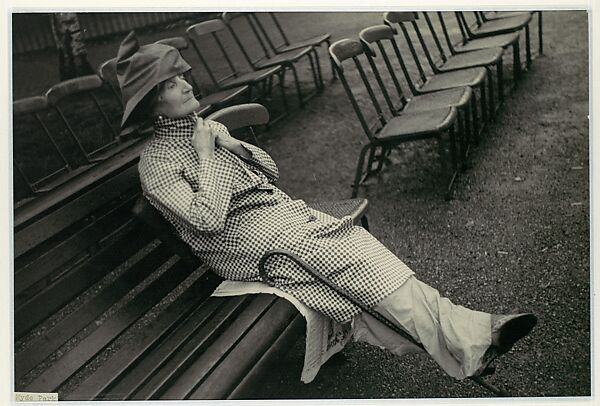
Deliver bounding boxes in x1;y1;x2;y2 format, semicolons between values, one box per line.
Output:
138;114;414;322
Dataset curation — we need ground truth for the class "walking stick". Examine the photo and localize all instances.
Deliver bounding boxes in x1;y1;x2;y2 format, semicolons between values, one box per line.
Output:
258;249;511;397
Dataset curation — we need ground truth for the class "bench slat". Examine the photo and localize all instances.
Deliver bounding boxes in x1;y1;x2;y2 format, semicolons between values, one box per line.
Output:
101;278;224;399
15;241;175;381
22;256;197;393
227;313;305;399
159;294;278;400
190;298;299;399
62;268;217;401
15;165;139;257
131;295;253;400
15;220;148;338
15;194;137;296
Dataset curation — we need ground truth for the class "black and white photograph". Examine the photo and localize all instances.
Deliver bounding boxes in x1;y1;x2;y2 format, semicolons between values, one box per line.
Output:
5;1;596;403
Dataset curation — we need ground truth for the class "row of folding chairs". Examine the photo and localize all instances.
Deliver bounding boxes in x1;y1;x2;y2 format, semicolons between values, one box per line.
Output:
99;12;332;127
329;11;542;199
13;12;333;205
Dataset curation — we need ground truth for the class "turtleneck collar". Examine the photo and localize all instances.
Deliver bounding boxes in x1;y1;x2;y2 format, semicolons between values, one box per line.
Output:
153;113;196;138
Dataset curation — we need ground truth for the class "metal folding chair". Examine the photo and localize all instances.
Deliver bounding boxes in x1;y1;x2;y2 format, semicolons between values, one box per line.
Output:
479;11;543;58
359;24;474;168
45;74;143;162
221;12;323;108
416;12;505;114
329;38;460;199
12;95;96;205
186;19;290;125
383;12;489;137
456;11;534;70
435;12;523;82
250;12;334;79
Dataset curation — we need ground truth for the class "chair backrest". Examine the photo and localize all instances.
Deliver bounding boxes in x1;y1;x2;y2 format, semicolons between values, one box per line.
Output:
186;19;248;88
433;12;467;53
220;12;273;68
329;38;390;142
12;95;73;201
359;24;414;111
383;11;435;84
206;103;268;146
420;12;453;64
46;74;123;162
250;12;291;52
206;103;269;129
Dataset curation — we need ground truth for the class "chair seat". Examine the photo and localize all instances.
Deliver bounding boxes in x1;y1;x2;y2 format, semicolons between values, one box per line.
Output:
471;13;533;36
277;33;331;53
438;47;504;72
454;32;520;53
254;46;313;69
404;87;472;113
221;66;283;89
483;11;534;21
418;67;487;93
197;86;249;108
378;107;456;140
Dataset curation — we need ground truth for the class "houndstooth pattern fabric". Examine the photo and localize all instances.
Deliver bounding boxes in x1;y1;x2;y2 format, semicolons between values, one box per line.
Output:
138;114;414;322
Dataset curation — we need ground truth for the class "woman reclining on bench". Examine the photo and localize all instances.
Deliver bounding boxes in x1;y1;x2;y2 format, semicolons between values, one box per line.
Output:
115;31;537;381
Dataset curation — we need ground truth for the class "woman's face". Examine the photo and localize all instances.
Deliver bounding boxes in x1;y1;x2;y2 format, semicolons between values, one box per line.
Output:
154;73;200;118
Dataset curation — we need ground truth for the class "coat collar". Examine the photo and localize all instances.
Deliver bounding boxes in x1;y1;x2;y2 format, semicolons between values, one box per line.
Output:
153;114;196;138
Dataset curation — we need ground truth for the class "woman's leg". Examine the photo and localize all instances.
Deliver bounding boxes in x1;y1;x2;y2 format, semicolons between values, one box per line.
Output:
353;275;492;379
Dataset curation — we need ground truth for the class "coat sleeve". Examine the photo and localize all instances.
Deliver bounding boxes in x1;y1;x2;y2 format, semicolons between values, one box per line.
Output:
139;152;236;234
208;120;279;181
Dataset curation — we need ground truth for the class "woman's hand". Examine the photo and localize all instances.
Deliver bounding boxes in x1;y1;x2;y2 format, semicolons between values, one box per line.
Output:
192;117;216;160
215;129;251;159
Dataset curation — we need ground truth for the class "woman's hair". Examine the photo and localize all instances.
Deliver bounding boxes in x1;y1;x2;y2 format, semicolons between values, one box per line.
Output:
127;81;165;126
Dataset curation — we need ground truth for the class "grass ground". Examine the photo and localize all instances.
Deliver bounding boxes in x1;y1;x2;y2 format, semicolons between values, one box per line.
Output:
12;10;590;399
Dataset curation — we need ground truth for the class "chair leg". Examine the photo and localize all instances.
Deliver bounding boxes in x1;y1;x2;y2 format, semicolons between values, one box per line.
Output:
449;123;459;172
289;65;305;108
497;61;504;104
326;40;337;81
480;80;488;125
538;12;543;55
471;92;481;141
464;103;472;162
352;144;373;198
512;41;521;83
436;132;455;200
525;24;532;70
267;71;290;127
366;145;379;174
311;49;325;91
457;108;467;170
360;215;370;231
485;67;495;118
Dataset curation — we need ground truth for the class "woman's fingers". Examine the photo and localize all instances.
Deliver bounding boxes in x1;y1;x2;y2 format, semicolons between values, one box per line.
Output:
192;117;216;159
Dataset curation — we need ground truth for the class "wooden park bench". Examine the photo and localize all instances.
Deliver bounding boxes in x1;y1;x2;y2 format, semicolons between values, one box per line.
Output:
14;103;369;400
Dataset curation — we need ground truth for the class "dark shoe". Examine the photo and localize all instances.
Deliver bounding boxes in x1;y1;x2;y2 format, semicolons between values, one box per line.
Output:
471;313;537;377
491;313;538;352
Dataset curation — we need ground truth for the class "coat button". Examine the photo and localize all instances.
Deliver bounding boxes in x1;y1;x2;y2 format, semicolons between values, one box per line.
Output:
308;214;317;222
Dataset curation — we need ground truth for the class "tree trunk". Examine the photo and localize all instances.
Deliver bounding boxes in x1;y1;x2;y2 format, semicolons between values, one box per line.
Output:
49;13;94;80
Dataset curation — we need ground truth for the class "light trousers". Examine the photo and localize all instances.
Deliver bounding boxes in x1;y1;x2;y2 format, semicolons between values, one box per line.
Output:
353;275;492;379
